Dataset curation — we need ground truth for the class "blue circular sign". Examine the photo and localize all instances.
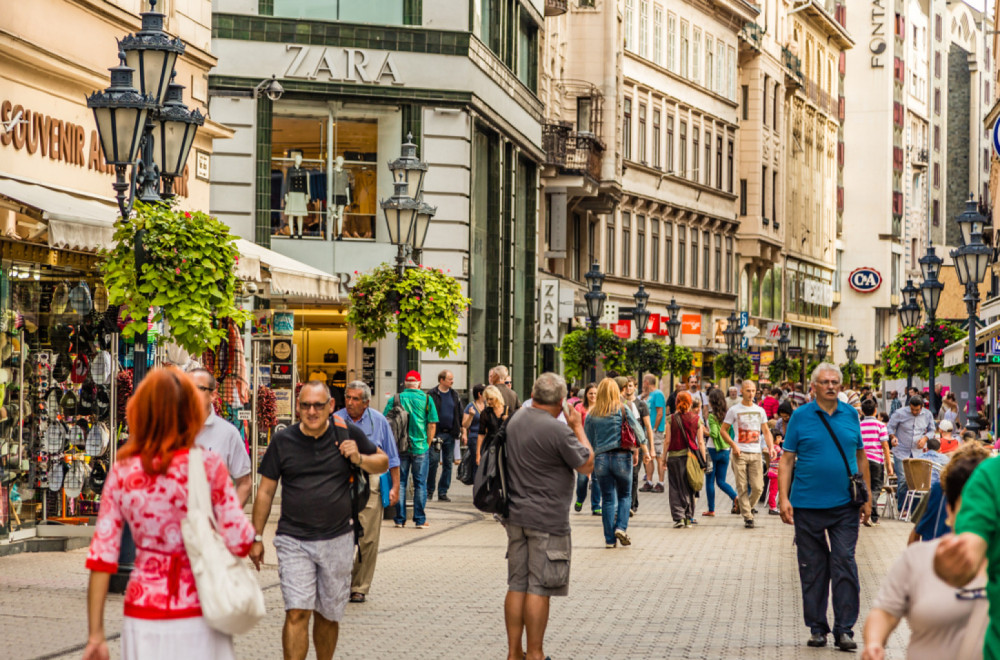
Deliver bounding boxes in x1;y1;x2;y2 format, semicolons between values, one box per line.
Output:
994;118;1000;160
848;267;882;293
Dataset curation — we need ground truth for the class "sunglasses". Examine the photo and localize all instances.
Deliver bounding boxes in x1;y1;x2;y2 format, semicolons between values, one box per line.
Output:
299;399;331;411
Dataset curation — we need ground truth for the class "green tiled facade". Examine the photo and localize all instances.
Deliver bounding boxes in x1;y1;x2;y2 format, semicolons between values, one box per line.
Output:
212;14;468;55
257;0;272;16
403;0;422;26
254;97;273;248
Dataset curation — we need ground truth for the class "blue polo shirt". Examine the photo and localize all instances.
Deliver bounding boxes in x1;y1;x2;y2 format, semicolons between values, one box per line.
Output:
645;389;667;433
783;400;864;509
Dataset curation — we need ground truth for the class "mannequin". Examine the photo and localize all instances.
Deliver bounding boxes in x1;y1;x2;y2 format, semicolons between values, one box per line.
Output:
282;150;310;238
331;155;351;240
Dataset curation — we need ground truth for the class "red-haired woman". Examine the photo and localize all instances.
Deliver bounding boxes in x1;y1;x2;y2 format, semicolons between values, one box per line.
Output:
662;391;706;528
82;367;254;660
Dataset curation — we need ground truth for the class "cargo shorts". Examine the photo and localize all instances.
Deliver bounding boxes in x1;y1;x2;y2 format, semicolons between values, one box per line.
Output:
505;524;572;597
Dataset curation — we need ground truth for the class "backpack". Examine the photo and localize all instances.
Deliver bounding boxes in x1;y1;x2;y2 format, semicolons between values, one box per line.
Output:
385;394;411;455
473;411;510;517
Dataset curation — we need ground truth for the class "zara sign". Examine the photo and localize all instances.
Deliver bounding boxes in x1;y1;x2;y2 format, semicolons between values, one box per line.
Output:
848;267;882;293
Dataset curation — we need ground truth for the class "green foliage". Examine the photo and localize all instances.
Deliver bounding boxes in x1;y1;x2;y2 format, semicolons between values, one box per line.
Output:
871;366;883;388
625;338;668;375
346;263;471;358
558;328;627;382
840;361;865;386
805;360;821;381
716;353;753;380
100;201;250;355
881;321;968;380
767;356;801;383
663;344;694;380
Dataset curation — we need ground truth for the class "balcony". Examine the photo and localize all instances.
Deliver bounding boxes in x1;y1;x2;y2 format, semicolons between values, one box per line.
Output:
781;46;804;87
803;78;836;116
545;0;568;16
543;121;604;182
911;147;929;168
739;21;764;52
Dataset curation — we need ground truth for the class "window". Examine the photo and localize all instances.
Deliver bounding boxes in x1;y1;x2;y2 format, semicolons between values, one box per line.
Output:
665;222;674;283
933;199;940;226
742;85;749;120
623;97;632;160
772;170;778;225
717;40;725;96
606;221;616;274
935;14;941;41
639;0;649;57
679;120;687;177
740;179;748;215
653;6;663;65
763;75;769;126
934;125;940;151
703;230;710;289
934;52;941;78
725;236;733;293
761;166;768;219
717;136;723;189
625;0;634;51
652;109;661;168
677;225;686;285
692;126;700;180
577;97;593;133
934;89;940;114
773;83;781;128
666;115;675;172
727;139;734;192
638;103;647;163
516;12;538;92
651;218;660;281
668;14;677;72
933;162;940;188
704;130;711;185
637;215;646;280
680;21;689;78
274;0;405;23
706;35;715;91
571;214;581;280
622;212;632;277
714;234;722;291
692;28;701;83
690;227;698;287
727;46;736;99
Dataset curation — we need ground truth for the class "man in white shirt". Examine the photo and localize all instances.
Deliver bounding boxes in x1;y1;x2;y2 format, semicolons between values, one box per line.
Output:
721;379;776;529
687;376;710;420
190;368;252;506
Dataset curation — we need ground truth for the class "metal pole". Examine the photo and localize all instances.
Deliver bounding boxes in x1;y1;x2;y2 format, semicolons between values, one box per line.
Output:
928;311;937;416
589;325;597;383
967;283;980;425
669;336;675;392
250;341;259;505
396;243;409;391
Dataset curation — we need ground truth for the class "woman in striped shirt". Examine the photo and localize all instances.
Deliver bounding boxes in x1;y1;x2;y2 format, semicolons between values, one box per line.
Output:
860;398;893;527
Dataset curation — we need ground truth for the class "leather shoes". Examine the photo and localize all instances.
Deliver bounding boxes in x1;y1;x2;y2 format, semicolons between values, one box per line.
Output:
807;632;827;647
835;633;857;651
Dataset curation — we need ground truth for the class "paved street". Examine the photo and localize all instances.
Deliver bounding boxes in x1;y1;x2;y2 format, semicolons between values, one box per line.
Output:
5;485;911;660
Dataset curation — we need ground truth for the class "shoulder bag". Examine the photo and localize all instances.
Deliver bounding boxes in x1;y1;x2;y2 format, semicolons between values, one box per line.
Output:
181;448;266;635
815;411;869;507
676;414;706;492
620;409;638;450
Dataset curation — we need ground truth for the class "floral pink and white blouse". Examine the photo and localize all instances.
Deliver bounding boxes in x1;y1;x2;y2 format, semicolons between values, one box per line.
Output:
85;449;254;620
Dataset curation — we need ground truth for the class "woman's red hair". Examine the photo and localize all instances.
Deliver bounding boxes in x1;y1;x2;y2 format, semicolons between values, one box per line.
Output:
675;390;693;413
117;366;204;474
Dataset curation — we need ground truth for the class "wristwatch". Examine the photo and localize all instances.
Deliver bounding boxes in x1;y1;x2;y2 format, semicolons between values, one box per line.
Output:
253;534;263;543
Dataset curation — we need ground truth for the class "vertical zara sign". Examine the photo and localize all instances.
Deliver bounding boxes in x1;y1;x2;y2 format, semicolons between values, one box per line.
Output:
539;280;560;344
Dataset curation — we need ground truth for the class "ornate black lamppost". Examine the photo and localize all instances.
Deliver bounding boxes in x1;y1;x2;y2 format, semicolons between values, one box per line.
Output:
919;246;944;414
845;335;859;388
633;284;651;389
665;297;681;390
899;279;922;390
584;263;607;382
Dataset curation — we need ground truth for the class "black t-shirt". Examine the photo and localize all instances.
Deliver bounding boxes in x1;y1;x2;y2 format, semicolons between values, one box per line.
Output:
259;420;377;540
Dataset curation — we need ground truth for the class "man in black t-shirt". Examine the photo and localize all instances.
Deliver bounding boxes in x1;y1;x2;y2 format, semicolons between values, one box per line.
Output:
251;381;388;660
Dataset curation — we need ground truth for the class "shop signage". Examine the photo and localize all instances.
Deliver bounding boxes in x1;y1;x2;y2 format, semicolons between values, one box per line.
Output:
803;279;834;306
644;313;660;335
789;346;803;357
539;279;559;345
362;347;376;391
657;318;671;336
848;267;882;292
273;388;293;418
284;45;404;85
611;320;631;339
272;339;293;363
681;314;702;335
692;352;703;368
601;302;619;325
237;410;252;421
271;363;293;386
743;325;761;339
869;0;887;68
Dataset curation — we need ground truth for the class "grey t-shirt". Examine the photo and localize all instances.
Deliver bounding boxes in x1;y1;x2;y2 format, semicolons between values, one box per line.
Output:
195;413;252;479
505;407;590;536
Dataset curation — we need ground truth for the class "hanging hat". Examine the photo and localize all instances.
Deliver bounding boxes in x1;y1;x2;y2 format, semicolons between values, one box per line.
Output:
85;423;110;457
48;460;65;492
92;283;109;313
69;282;93;315
90;351;113;385
89;459;107;491
94;387;111;419
71;354;90;384
78;382;97;415
52;353;71;383
59;389;78;415
43;387;62;419
51;283;70;315
63;460;90;499
44;421;68;453
68;421;87;450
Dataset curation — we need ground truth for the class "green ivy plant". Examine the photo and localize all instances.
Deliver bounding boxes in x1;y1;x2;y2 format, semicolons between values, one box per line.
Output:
625;338;668;376
558;328;627;383
100;201;250;355
663;344;694;381
716;353;753;380
880;321;968;380
346;263;471;357
767;356;801;383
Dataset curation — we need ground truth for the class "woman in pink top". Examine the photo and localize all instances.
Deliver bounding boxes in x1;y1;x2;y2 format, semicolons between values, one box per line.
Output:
82;367;255;660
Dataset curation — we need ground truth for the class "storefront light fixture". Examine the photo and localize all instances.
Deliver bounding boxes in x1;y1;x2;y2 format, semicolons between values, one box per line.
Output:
254;74;284;101
816;330;828;362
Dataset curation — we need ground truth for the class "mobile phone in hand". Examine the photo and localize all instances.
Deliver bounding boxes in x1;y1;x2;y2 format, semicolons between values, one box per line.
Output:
563;402;575;418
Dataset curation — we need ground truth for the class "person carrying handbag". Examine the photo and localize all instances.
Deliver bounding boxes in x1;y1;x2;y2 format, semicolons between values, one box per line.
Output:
83;367;256;660
662;391;707;528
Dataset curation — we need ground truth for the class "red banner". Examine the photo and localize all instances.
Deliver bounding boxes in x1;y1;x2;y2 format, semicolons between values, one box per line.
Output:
645;313;660;335
612;320;631;339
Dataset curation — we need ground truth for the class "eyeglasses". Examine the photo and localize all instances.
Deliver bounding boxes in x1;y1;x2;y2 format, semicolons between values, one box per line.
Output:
956;587;987;601
298;399;331;411
815;379;841;387
196;386;214;393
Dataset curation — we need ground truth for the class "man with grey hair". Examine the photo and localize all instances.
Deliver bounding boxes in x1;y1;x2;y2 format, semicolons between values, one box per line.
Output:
778;363;870;652
334;381;400;603
489;364;521;412
502;373;594;660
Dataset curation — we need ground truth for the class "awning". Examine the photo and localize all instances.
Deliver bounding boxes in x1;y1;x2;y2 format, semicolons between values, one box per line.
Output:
0;173;339;302
942;319;1000;368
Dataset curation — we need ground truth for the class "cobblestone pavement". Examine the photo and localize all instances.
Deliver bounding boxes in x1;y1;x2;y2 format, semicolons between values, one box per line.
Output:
6;483;912;660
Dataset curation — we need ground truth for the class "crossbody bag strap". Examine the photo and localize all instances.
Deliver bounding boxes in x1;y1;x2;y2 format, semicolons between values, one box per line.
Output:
815;410;855;478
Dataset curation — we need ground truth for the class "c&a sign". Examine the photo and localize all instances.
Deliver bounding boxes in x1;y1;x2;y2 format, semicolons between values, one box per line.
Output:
848;267;882;293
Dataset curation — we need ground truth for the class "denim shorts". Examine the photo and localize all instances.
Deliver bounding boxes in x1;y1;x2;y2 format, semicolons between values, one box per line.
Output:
506;524;572;597
273;533;353;622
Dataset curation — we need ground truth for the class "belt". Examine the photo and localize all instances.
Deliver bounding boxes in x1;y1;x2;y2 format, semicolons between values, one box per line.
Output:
135;544;188;605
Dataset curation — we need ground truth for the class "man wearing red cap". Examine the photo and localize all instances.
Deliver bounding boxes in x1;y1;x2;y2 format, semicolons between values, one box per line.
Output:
383;371;438;528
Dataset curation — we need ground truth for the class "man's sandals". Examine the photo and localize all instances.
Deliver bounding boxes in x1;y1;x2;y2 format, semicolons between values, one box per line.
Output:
349;592;366;603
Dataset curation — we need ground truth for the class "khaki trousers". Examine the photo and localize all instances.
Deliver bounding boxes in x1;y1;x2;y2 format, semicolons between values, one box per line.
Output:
732;450;764;521
351;481;383;595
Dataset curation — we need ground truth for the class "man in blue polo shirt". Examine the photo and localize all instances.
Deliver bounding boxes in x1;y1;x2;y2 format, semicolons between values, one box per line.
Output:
778;363;871;653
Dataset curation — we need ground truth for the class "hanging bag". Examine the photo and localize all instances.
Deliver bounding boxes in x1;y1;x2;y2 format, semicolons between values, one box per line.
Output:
676;414;706;492
815;411;869;507
620;409;638;450
473;408;510;516
181;448;266;635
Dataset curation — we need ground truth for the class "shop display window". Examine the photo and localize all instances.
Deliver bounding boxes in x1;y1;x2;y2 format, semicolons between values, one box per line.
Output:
272;0;405;24
271;115;379;242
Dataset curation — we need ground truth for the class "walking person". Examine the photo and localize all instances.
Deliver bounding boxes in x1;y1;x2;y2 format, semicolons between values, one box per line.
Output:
584;378;642;548
778;363;871;652
334;381;400;604
619;377;652;516
83;367;255;660
251;381;388;660
703;388;739;517
860;398;892;527
887;395;936;513
383;371;437;529
640;374;667;493
663;391;707;527
503;373;594;660
573;383;602;515
427;370;462;502
476;385;510;466
461;383;486;481
189;368;252;507
722;380;777;529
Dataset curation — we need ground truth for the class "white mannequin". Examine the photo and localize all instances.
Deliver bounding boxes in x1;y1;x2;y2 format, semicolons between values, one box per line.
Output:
331;155;351;240
283;151;310;238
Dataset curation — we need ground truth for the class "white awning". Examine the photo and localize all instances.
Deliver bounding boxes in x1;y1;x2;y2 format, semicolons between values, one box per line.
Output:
234;239;339;301
942;319;1000;367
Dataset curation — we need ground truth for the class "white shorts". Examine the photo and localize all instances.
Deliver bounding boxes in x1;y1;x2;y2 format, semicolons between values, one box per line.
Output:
274;532;353;622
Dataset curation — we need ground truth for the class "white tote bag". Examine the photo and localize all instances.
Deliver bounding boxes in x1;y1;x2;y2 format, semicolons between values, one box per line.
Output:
181;448;266;635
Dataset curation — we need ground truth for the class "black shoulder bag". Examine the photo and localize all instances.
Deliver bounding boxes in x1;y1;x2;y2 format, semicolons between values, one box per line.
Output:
815;411;869;507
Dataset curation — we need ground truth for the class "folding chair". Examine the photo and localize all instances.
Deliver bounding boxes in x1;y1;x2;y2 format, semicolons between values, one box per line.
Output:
879;473;898;521
900;459;934;522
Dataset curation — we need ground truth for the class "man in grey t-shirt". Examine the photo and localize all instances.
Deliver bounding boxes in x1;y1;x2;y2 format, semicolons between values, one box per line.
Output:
190;368;252;506
503;372;593;660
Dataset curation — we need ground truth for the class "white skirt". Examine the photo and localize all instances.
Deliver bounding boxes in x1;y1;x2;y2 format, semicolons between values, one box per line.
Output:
121;616;235;660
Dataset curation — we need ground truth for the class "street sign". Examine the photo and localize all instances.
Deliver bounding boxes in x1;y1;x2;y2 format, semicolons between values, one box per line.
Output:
993;117;1000;159
990;337;1000;355
618;307;635;321
789;346;803;357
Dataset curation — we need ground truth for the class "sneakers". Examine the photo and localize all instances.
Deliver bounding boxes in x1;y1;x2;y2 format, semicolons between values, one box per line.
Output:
438;494;452;502
574;501;583;512
768;508;780;516
863;519;873;527
653;483;665;493
673;520;685;528
683;519;691;528
745;519;755;529
605;542;617;549
687;518;698;525
639;482;654;492
394;522;406;528
614;529;632;546
415;522;430;529
592;508;602;516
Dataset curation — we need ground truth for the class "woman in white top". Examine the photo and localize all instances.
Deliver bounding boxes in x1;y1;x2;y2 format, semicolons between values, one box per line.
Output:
861;442;993;660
